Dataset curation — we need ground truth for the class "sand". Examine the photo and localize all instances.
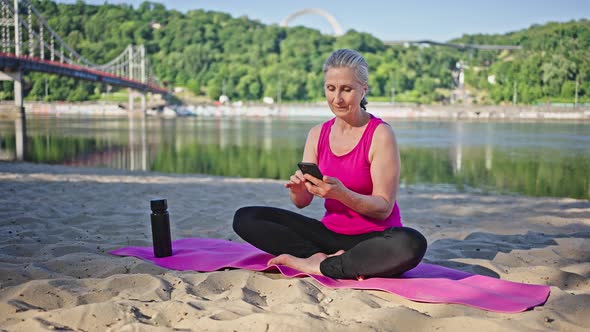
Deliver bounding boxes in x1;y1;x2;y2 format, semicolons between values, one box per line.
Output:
0;161;589;331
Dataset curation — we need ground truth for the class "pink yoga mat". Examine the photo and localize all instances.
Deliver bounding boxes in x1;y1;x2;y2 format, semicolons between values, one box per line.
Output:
111;238;550;313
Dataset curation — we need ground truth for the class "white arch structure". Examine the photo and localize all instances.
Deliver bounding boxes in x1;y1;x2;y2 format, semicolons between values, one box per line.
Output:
280;8;344;36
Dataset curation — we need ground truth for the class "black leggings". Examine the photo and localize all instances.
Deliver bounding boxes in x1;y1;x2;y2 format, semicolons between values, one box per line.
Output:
233;206;427;279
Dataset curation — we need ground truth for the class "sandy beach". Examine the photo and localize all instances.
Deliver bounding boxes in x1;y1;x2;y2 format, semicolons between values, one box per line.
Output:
0;161;588;331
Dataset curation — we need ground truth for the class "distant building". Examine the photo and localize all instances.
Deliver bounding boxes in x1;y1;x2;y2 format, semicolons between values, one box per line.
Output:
150;22;162;30
487;75;496;85
219;95;229;104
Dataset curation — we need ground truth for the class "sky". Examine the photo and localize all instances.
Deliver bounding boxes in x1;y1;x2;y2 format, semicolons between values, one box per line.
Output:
59;0;589;41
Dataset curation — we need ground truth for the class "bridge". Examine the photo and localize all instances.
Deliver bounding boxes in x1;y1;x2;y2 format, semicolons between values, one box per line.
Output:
383;40;522;51
280;8;344;36
281;8;522;104
0;0;168;115
280;8;522;51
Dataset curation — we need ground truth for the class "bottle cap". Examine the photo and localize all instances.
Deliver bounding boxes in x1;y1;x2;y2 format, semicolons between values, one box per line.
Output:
150;199;167;212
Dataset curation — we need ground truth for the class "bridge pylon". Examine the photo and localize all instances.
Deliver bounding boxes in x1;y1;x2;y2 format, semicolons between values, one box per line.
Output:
0;69;23;113
128;88;147;115
0;0;23;113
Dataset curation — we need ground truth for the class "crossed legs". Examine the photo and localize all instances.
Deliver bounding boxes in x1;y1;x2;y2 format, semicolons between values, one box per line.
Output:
233;206;427;279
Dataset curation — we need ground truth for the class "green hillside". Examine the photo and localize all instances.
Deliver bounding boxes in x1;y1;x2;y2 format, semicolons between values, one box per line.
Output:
452;20;590;104
1;0;588;105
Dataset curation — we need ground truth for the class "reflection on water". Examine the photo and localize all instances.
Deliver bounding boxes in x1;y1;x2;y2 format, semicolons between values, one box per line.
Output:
14;114;27;161
0;115;589;200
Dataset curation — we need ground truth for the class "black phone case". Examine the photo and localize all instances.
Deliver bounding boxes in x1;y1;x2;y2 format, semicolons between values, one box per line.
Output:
297;162;323;180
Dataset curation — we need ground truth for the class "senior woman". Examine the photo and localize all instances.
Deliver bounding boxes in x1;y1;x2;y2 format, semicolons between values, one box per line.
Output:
233;49;427;280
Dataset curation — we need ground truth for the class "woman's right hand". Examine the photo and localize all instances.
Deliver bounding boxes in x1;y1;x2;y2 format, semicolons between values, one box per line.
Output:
285;170;308;194
286;169;314;208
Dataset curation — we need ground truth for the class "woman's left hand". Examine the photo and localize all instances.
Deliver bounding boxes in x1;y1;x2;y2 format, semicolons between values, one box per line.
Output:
303;174;346;199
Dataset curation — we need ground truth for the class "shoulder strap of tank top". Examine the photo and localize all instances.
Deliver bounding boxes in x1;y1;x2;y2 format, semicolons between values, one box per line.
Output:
360;115;385;161
317;117;335;158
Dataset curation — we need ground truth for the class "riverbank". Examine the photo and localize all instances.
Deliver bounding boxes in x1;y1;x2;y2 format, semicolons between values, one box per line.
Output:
0;162;588;331
369;103;590;121
2;102;590;121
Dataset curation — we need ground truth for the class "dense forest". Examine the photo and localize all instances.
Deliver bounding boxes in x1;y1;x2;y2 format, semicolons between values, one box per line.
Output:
1;0;588;105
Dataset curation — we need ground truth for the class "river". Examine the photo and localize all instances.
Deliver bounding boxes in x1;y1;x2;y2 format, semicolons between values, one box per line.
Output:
1;114;589;200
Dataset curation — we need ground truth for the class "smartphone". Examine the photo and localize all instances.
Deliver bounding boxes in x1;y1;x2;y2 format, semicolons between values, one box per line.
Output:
297;162;324;181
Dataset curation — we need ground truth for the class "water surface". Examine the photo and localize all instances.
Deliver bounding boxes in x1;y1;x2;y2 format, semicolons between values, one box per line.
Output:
1;115;589;200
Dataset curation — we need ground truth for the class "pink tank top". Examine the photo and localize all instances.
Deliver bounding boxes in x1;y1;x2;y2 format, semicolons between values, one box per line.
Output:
317;114;402;235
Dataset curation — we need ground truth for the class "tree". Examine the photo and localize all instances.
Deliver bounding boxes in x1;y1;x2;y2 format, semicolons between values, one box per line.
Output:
541;55;576;97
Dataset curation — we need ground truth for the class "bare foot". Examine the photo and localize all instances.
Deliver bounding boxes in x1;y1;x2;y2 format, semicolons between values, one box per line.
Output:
267;253;327;275
267;250;346;276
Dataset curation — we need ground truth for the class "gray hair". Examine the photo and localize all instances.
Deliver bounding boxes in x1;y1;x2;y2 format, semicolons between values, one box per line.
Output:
322;49;369;110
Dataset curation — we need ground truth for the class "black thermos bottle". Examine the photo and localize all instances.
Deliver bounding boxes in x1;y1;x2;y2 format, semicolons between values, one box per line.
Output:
150;199;173;257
